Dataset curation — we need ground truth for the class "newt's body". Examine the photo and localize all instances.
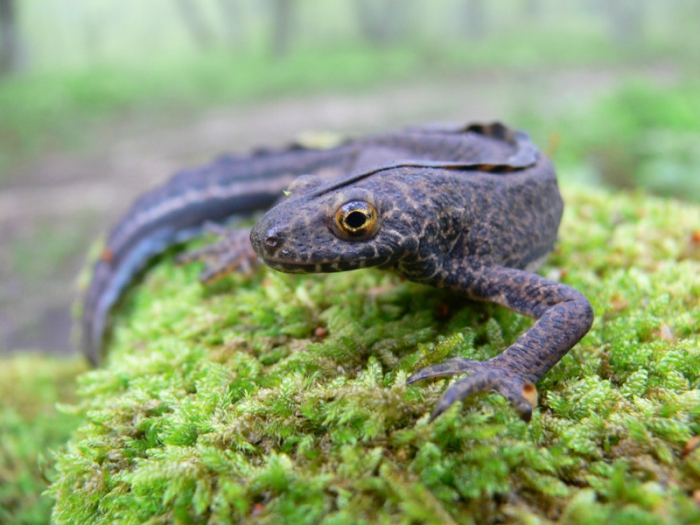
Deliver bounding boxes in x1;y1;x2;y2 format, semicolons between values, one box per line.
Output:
81;122;593;421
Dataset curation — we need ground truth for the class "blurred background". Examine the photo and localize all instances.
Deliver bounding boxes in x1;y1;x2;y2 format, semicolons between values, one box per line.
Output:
0;0;699;357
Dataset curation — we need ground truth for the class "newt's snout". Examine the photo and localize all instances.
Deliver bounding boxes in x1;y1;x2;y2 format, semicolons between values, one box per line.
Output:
250;224;286;259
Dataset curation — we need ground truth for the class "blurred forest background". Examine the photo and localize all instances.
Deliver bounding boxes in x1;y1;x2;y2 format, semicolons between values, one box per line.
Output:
1;1;700;523
0;0;699;358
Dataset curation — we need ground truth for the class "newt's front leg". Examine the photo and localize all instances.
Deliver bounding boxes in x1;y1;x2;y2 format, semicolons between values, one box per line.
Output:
407;265;594;421
175;225;259;283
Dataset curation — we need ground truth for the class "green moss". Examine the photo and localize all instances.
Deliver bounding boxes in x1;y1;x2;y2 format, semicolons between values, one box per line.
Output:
49;185;700;524
0;355;86;525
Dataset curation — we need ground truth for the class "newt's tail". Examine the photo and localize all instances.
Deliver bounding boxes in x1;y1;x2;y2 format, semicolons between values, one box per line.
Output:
79;147;344;364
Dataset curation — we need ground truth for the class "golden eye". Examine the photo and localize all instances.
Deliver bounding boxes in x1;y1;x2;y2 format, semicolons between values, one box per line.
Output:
334;200;379;240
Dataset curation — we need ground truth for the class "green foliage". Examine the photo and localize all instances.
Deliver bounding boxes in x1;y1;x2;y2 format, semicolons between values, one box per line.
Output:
48;185;700;523
0;356;85;525
0;47;419;177
523;80;700;201
2;26;695;181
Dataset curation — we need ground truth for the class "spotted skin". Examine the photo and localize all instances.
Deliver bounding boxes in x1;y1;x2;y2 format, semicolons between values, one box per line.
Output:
81;122;593;421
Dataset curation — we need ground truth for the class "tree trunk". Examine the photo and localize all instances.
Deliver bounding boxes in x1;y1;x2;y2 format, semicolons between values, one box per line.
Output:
521;0;541;22
354;0;384;44
174;0;215;50
83;3;106;65
0;0;18;75
354;0;410;45
217;0;240;49
462;0;486;40
271;0;294;58
607;0;646;44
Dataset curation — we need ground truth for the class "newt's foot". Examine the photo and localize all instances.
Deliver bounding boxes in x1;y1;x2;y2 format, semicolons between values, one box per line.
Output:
175;224;258;283
407;357;537;422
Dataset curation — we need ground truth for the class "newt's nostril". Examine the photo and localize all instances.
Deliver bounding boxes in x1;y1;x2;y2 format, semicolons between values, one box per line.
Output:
264;230;284;251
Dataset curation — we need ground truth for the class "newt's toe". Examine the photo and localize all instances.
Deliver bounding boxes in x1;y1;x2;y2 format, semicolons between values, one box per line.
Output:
176;227;258;283
406;357;481;384
414;359;538;422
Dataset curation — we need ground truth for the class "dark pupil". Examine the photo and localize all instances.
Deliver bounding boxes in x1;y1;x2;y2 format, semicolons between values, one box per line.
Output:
345;210;367;229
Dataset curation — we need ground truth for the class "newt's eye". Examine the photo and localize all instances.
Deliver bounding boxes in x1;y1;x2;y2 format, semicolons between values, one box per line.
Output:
333;200;380;240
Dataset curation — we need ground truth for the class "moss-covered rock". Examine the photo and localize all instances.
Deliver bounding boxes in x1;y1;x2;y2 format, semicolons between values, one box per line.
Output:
49;185;700;524
0;355;85;525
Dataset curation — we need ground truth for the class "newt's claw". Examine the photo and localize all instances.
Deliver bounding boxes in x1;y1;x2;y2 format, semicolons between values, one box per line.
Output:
174;223;232;264
176;227;258;283
199;253;257;284
410;359;537;422
406;357;481;384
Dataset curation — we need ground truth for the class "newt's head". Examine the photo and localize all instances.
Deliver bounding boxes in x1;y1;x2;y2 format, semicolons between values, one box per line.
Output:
250;170;428;273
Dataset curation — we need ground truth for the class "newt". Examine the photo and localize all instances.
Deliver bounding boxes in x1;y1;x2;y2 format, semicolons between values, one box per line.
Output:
80;122;593;421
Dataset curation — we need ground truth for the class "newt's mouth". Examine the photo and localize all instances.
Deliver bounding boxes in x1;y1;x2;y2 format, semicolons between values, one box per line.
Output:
259;256;375;274
260;257;353;274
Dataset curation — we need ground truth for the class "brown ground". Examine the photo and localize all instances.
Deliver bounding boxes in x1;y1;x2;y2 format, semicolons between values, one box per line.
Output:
0;63;679;356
